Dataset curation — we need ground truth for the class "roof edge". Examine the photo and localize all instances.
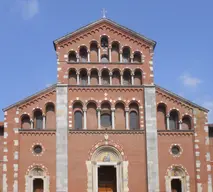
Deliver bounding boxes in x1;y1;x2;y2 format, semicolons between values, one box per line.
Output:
3;84;57;112
53;18;156;50
155;84;209;112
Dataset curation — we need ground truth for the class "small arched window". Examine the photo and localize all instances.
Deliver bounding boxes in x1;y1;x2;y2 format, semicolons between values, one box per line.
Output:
130;111;139;130
102;70;110;85
68;51;77;62
79;46;88;62
169;110;179;130
123;70;131;85
34;110;43;129
122;47;130;63
80;70;88;85
21;115;31;129
101;113;111;127
74;111;83;129
101;36;108;49
46;103;55;129
182;116;192;130
133;52;142;63
101;54;109;63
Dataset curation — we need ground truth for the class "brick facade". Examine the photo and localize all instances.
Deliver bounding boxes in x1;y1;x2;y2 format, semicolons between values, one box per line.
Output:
0;18;212;192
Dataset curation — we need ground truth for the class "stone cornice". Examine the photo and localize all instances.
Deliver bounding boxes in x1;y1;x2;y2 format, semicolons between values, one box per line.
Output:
69;129;145;134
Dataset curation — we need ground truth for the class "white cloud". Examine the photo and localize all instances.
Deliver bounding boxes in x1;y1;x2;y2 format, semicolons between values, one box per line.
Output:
203;101;213;123
14;0;39;20
180;73;201;88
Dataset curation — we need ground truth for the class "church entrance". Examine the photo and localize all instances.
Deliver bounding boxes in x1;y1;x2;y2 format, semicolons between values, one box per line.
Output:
98;166;117;192
33;178;44;192
171;179;182;192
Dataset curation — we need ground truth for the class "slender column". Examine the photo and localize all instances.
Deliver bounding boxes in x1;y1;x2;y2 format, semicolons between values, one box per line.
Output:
109;72;112;85
125;108;129;130
30;119;33;129
98;47;101;62
131;74;134;85
42;114;46;129
166;114;170;130
130;56;133;63
120;73;123;85
77;54;79;62
87;51;90;62
88;75;90;85
179;120;182;130
83;108;87;130
98;75;102;85
77;73;80;85
111;108;115;129
109;47;112;62
120;51;123;63
97;108;101;129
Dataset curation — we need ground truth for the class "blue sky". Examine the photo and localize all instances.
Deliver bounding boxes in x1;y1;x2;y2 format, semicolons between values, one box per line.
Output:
0;0;213;122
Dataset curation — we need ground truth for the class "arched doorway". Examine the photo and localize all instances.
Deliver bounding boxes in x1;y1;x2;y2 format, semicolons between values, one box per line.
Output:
25;166;49;192
86;145;129;192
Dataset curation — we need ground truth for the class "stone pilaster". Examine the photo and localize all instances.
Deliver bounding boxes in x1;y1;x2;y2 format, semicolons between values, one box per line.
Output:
56;84;68;192
144;86;159;192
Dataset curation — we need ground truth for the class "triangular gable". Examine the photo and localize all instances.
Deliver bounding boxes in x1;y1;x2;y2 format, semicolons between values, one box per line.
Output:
2;84;56;112
53;18;156;49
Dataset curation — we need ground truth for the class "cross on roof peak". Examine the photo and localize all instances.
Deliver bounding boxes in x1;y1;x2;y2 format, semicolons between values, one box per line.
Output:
102;8;107;18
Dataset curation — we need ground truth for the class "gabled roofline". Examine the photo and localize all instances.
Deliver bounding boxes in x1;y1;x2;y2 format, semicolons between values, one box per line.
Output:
53;18;156;50
2;84;57;112
155;84;209;112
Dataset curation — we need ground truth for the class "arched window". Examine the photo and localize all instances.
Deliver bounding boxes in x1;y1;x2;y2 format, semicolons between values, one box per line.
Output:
21;115;31;129
129;103;139;130
115;103;125;129
157;104;167;130
74;111;83;129
122;47;130;63
101;54;109;63
73;102;83;130
101;102;111;128
68;69;77;85
34;110;43;129
90;69;98;85
134;69;142;85
101;36;108;49
87;102;98;130
102;70;110;85
182;115;192;130
68;51;77;62
79;46;88;62
169;110;179;130
90;41;98;62
80;69;88;85
46;103;55;129
123;70;131;85
133;52;142;63
111;42;120;62
112;70;120;85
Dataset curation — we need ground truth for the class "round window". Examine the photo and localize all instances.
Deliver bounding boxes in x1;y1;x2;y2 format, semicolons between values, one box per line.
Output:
33;145;42;154
171;145;180;155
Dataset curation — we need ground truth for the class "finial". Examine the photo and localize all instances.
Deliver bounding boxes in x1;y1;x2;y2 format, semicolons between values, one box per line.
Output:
102;8;107;18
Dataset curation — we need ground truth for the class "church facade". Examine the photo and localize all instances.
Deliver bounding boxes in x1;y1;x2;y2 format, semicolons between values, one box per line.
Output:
1;18;212;192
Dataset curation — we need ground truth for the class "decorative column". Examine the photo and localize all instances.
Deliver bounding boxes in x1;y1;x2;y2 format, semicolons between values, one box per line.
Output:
77;73;80;85
42;114;46;129
131;73;134;85
87;51;90;62
109;72;112;85
88;74;90;85
77;54;79;62
99;74;102;85
97;108;101;129
98;47;101;62
56;84;68;192
130;56;133;63
144;86;160;192
120;51;123;63
83;108;87;130
111;108;115;129
109;46;112;62
30;119;34;129
166;114;170;130
125;108;129;130
120;73;123;85
179;120;182;130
